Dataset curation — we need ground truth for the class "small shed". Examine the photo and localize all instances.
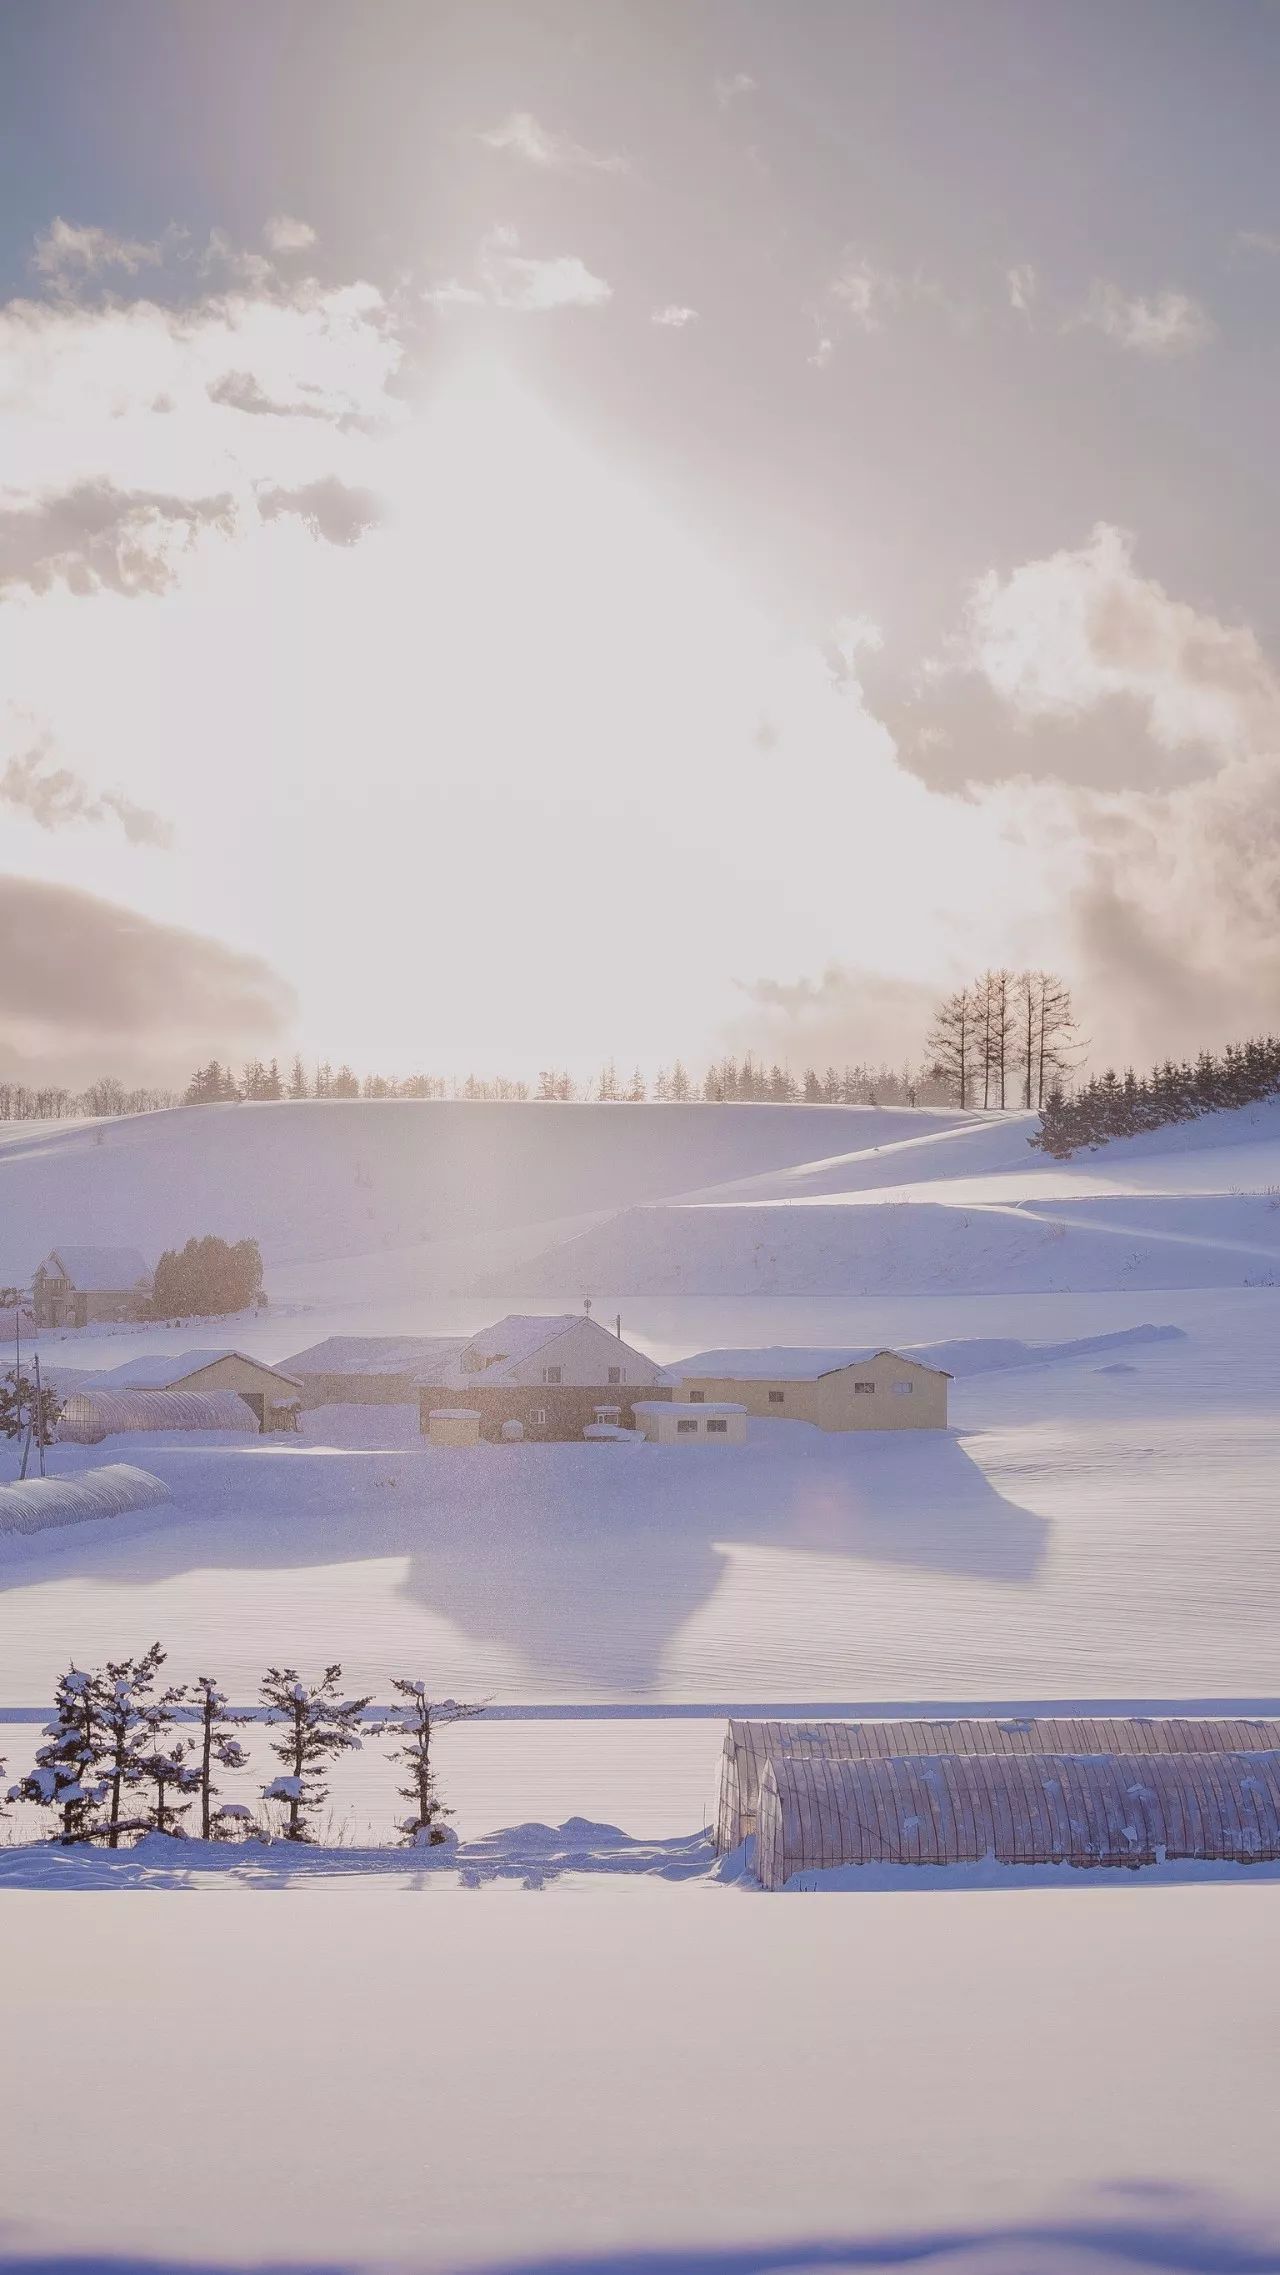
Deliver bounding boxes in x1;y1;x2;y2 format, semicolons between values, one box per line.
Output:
426;1408;482;1448
756;1748;1280;1887
715;1715;1280;1851
632;1400;747;1446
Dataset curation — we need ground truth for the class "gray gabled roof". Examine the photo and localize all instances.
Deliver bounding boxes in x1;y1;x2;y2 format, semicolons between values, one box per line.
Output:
672;1346;952;1383
90;1349;301;1390
40;1246;153;1293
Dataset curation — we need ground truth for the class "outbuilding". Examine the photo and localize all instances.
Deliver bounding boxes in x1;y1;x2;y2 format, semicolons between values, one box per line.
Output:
88;1349;302;1431
426;1408;482;1448
673;1346;950;1431
715;1714;1280;1851
632;1400;747;1446
32;1247;154;1330
284;1335;469;1408
424;1313;673;1441
756;1746;1280;1887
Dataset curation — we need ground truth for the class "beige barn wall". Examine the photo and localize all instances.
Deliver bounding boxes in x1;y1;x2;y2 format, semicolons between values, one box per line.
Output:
680;1356;948;1432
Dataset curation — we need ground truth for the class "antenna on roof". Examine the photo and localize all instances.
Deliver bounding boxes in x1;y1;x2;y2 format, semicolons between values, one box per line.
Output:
616;1313;622;1341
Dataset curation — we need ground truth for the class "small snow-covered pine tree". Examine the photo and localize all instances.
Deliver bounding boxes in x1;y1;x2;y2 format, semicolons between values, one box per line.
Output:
191;1675;250;1838
98;1644;175;1848
381;1679;483;1847
260;1664;370;1842
8;1667;109;1842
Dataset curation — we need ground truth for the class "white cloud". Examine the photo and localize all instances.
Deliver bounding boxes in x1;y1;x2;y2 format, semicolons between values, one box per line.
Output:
478;112;625;173
808;334;833;370
1007;263;1037;315
1079;281;1214;354
651;304;699;328
713;72;757;109
427;227;612;314
954;522;1279;757
264;214;318;253
827;258;895;332
1233;228;1280;259
0;745;171;846
32;217;164;283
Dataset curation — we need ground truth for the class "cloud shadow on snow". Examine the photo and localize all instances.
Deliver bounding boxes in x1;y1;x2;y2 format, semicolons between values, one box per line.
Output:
0;1432;1047;1696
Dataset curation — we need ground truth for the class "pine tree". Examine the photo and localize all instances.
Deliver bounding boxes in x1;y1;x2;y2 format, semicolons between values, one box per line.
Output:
97;1644;177;1848
9;1668;110;1842
191;1676;250;1838
288;1055;309;1101
260;1665;371;1842
380;1679;484;1847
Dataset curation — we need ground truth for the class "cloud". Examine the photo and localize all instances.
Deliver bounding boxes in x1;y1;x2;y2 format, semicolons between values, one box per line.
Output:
32;216;164;283
264;214;317;253
0;481;237;597
1232;228;1280;259
730;964;941;1070
948;525;1280;1058
714;72;757;108
827;257;896;332
1007;263;1037;315
0;875;291;1078
478;112;625;173
1079;281;1214;354
651;304;699;329
257;476;383;545
0;747;172;846
808;334;833;370
427;226;612;313
954;522;1280;757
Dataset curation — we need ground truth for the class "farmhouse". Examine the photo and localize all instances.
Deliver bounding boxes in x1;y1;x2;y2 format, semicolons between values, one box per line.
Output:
32;1246;153;1330
673;1346;950;1431
284;1335;468;1408
424;1313;672;1441
89;1349;302;1431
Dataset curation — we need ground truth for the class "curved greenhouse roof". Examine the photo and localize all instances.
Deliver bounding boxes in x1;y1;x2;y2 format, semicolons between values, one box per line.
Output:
757;1749;1280;1887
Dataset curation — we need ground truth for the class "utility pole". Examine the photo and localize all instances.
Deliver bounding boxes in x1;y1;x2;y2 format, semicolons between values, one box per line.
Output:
33;1351;46;1476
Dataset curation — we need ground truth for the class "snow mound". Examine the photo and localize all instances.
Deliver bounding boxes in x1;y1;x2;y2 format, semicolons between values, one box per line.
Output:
0;1462;170;1536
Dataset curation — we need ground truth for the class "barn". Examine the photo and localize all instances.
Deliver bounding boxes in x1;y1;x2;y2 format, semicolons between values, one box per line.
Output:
32;1246;154;1330
673;1347;950;1431
755;1747;1280;1887
716;1715;1280;1852
284;1335;468;1408
86;1350;302;1431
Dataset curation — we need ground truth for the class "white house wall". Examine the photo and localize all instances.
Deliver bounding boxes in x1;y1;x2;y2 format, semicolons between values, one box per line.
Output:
504;1318;667;1389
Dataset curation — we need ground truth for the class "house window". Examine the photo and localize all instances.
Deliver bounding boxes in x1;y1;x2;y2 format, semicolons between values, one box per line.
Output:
689;1390;705;1403
676;1418;699;1435
854;1381;876;1394
768;1390;784;1404
542;1366;562;1385
891;1381;914;1397
608;1366;623;1385
706;1418;728;1434
534;1408;548;1426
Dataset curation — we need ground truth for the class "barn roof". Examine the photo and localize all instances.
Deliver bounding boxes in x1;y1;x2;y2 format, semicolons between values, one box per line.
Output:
757;1748;1280;1886
90;1349;300;1390
284;1335;467;1382
674;1346;951;1382
41;1246;153;1292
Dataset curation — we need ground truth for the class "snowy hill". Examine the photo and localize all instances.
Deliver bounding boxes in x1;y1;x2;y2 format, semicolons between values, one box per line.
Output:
4;1095;1280;1315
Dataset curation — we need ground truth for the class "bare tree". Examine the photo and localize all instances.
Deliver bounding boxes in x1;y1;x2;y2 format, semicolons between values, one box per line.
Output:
1031;971;1079;1108
926;986;977;1109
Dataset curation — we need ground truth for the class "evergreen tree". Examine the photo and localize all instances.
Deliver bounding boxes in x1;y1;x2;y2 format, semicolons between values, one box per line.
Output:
152;1235;263;1318
97;1644;176;1848
191;1675;250;1838
380;1678;483;1847
670;1061;691;1102
288;1055;309;1100
260;1665;371;1842
9;1668;109;1842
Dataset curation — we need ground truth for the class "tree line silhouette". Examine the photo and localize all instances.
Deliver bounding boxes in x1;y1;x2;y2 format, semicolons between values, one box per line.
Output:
1032;1036;1280;1156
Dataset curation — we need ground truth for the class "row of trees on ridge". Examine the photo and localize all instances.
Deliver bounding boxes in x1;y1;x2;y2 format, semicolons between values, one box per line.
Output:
926;971;1079;1111
2;1652;481;1848
1032;1036;1280;1156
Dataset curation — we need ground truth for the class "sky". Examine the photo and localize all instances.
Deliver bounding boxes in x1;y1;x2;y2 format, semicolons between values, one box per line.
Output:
2;0;1279;1088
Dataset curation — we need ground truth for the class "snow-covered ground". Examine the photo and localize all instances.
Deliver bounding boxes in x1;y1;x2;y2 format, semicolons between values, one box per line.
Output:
4;1883;1280;2271
4;1099;1280;2268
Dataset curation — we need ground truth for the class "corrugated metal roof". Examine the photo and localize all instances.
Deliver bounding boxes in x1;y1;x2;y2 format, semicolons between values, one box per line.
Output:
284;1335;467;1382
91;1349;300;1390
757;1749;1280;1885
717;1715;1280;1850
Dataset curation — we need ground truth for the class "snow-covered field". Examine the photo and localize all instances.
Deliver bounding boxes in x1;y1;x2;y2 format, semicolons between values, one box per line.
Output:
4;1099;1280;2269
